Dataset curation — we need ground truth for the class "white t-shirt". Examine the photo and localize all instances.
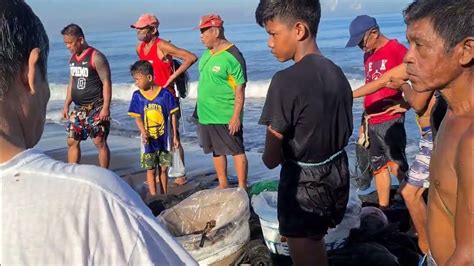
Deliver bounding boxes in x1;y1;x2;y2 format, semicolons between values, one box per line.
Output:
0;149;197;265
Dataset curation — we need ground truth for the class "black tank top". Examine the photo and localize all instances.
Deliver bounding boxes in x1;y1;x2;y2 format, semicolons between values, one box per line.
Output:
69;47;103;106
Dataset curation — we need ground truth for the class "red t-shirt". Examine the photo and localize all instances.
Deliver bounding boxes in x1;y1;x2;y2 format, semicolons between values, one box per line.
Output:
363;39;407;124
138;38;176;97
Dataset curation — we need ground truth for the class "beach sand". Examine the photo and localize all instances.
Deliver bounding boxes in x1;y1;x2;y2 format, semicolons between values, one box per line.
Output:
36;123;280;197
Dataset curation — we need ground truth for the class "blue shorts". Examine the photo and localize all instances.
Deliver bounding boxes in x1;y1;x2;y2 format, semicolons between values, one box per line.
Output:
406;129;433;187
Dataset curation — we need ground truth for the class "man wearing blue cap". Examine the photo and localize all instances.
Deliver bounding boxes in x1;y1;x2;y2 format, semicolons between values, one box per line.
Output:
346;15;408;209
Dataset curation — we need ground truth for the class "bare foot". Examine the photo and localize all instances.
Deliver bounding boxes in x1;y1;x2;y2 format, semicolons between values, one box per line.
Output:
174;176;187;186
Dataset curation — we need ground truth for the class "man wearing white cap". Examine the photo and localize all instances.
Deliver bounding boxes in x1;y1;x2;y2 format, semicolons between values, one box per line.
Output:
131;13;197;185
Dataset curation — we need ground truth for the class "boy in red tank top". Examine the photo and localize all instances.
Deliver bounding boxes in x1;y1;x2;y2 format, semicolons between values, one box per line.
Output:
131;14;197;185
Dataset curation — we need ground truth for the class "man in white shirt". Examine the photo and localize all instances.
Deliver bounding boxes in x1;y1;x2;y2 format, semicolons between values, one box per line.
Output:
0;1;196;265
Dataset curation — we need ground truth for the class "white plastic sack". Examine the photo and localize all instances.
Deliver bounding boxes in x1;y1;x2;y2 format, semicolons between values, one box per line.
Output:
159;188;250;265
252;188;361;255
168;151;185;178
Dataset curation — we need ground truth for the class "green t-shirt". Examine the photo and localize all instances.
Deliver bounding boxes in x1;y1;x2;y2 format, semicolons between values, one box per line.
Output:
197;44;247;124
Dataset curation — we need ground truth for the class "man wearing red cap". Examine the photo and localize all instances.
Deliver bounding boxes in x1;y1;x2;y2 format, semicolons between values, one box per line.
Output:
131;13;197;185
196;14;248;189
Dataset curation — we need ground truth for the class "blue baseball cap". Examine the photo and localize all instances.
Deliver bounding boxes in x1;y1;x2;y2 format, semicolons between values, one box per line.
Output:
346;15;378;47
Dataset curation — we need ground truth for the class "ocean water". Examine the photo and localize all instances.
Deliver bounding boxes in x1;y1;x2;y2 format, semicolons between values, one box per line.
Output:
45;13;419;168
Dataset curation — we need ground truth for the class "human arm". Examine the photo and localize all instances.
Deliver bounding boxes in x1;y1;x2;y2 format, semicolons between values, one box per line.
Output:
171;111;180;149
388;80;434;114
93;51;112;121
62;75;74;119
229;84;245;135
447;130;474;266
159;41;197;88
352;64;408;98
136;43;141;57
262;126;284;169
134;117;149;144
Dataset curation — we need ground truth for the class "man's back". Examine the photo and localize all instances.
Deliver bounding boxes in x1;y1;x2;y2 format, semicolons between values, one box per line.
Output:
1;149;196;265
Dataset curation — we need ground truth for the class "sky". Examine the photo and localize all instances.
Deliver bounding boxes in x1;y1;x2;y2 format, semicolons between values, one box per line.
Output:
28;0;412;35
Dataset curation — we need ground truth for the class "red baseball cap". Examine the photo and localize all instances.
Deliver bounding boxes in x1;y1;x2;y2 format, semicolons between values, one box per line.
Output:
194;14;223;29
131;13;159;29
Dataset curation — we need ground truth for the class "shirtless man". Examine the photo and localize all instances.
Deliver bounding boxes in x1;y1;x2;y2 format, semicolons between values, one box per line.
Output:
403;1;473;265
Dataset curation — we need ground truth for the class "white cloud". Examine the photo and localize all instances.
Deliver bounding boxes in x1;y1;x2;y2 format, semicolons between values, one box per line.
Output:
351;1;362;10
327;0;339;11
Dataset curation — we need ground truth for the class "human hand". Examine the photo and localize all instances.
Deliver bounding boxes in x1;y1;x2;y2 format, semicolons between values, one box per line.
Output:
141;132;150;144
228;116;241;135
163;75;175;89
385;103;409;115
98;107;110;121
62;105;70;120
173;135;180;149
386;77;408;90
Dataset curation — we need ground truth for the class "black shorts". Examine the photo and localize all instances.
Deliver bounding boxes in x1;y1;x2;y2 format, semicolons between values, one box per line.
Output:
278;151;350;239
198;124;245;156
368;116;408;172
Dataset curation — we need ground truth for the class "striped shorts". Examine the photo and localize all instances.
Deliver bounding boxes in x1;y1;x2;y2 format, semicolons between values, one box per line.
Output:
407;129;433;188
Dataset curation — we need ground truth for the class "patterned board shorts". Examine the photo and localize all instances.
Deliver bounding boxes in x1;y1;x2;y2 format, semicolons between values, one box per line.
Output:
141;150;172;170
406;129;433;188
67;101;110;141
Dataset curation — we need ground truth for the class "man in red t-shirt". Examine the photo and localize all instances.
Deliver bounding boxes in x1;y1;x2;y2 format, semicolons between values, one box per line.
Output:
131;14;197;185
346;15;408;208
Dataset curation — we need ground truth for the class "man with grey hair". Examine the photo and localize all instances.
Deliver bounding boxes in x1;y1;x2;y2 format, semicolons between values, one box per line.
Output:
0;1;196;264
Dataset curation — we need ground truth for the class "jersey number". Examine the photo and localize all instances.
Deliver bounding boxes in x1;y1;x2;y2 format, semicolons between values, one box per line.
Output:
77;78;86;90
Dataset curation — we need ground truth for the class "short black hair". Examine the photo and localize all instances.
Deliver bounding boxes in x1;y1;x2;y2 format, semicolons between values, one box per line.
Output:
130;60;154;77
61;23;85;38
255;0;321;36
0;0;49;100
404;0;474;52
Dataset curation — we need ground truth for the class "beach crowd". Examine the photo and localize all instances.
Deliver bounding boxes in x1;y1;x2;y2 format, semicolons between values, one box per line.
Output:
1;0;472;265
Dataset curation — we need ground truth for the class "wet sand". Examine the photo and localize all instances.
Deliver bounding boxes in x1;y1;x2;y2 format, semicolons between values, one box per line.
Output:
36;123;280;198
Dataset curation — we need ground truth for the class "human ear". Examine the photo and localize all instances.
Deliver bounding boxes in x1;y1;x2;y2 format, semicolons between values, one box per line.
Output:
147;74;153;82
295;21;308;41
458;37;474;66
22;48;42;95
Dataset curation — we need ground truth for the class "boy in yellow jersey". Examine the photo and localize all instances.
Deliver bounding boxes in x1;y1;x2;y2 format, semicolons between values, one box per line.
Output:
128;60;179;195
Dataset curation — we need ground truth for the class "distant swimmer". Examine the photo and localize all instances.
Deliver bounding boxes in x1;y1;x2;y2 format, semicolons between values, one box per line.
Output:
61;23;112;168
404;0;473;265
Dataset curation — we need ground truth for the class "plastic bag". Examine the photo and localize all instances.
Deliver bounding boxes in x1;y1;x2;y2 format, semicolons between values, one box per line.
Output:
159;188;250;264
168;151;185;178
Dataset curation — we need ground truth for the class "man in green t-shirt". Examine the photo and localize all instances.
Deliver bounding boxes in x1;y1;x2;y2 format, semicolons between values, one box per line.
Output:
196;14;248;189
